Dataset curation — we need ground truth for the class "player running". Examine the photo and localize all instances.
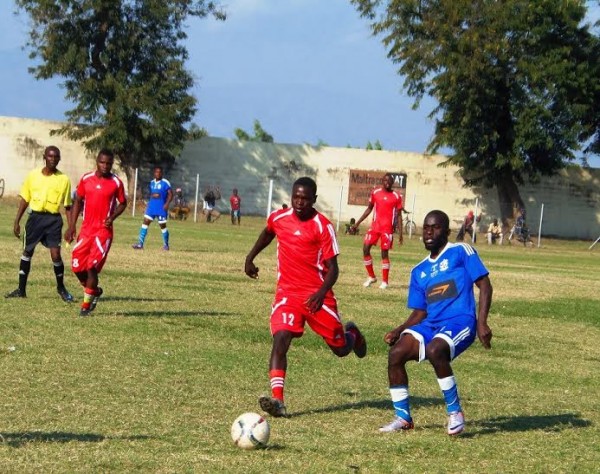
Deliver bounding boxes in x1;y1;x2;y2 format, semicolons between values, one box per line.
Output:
245;176;367;417
65;149;127;317
352;173;404;289
132;166;173;250
379;210;492;435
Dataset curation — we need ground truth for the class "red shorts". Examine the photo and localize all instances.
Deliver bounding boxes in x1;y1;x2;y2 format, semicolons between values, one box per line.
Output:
270;295;346;348
363;230;394;250
71;228;113;273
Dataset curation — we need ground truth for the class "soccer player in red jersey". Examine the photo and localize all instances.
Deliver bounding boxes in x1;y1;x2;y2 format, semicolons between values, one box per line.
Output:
245;177;367;417
65;149;127;316
352;173;404;289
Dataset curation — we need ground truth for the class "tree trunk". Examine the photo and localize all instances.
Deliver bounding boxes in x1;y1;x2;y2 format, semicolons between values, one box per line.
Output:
495;171;525;229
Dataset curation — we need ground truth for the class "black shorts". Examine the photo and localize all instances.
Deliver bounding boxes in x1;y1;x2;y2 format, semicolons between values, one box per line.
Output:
24;212;63;253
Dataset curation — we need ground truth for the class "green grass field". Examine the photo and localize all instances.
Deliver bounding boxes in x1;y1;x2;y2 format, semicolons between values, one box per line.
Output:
1;199;599;473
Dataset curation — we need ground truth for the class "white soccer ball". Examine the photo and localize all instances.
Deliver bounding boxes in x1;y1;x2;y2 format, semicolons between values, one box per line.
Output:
230;412;270;450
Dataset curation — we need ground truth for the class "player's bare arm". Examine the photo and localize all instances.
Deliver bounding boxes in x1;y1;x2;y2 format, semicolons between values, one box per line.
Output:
305;255;339;313
13;198;29;238
164;189;173;211
475;275;493;349
383;309;427;346
65;196;83;243
353;203;374;230
104;200;128;228
245;228;276;279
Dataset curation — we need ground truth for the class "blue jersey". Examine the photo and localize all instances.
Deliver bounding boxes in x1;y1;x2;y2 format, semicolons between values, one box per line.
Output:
408;243;488;325
146;179;171;216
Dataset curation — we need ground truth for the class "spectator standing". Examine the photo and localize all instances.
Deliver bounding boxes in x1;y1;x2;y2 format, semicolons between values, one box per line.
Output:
5;146;74;302
229;188;242;225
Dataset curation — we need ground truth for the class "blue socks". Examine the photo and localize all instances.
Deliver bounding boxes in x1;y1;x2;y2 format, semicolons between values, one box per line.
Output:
438;376;462;413
390;385;412;422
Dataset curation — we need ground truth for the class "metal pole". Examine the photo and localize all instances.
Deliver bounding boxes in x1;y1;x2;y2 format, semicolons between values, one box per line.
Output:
194;174;200;223
132;168;138;217
336;185;343;232
410;194;416;238
266;179;274;217
472;197;479;244
537;203;544;248
589;235;600;250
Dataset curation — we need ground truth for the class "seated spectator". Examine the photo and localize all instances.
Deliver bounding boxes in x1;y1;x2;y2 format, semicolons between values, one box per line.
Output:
486;218;503;245
203;187;221;223
170;188;190;220
345;217;360;235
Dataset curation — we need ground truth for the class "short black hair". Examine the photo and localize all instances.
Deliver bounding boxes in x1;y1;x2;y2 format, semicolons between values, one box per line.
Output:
425;210;450;230
97;148;114;160
293;177;317;196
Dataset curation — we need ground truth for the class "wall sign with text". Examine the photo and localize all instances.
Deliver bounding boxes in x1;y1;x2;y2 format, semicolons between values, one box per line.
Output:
348;169;407;205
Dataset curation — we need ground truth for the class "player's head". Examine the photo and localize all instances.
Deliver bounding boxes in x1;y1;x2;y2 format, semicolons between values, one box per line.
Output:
232;188;238;195
493;218;498;225
382;173;394;191
291;177;317;221
153;166;163;180
422;210;450;257
43;146;61;171
96;149;115;177
468;210;474;217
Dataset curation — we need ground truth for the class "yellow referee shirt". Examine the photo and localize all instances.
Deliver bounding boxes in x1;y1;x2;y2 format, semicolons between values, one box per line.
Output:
20;168;72;214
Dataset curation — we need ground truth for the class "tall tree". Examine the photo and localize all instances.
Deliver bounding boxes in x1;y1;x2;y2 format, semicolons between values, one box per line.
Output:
16;0;226;194
352;0;599;223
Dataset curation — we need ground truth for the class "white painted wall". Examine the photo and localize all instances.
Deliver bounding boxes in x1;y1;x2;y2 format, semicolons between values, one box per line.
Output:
1;115;599;239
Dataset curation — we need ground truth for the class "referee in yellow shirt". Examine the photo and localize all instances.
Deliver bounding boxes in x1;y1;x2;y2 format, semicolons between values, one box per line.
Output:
5;146;74;302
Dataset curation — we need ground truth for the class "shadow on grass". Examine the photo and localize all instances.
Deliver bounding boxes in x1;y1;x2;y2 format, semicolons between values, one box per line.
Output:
287;396;441;418
454;413;591;437
115;310;236;318
0;431;151;448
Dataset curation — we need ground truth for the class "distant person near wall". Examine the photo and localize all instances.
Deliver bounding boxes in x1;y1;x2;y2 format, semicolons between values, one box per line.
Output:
230;188;241;225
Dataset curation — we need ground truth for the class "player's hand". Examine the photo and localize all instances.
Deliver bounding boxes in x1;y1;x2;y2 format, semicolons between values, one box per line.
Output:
477;321;492;349
245;261;259;279
13;223;21;239
305;291;325;314
383;326;404;346
64;228;75;243
104;217;114;228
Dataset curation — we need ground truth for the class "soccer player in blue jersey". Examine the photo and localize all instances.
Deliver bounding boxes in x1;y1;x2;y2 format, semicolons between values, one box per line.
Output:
132;167;173;250
379;210;492;436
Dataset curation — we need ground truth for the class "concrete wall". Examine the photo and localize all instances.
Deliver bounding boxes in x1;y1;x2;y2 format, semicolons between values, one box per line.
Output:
2;115;599;239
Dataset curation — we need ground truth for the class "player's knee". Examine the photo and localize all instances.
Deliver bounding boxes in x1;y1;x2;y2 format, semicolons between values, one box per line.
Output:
388;343;411;367
425;341;450;364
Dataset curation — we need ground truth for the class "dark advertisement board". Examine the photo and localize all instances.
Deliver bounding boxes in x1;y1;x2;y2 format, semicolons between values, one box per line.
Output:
348;169;407;205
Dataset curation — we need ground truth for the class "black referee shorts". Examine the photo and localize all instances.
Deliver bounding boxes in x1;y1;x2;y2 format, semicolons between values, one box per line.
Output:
24;212;64;253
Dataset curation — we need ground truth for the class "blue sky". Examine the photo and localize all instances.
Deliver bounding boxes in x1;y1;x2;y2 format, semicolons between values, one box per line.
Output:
1;0;599;167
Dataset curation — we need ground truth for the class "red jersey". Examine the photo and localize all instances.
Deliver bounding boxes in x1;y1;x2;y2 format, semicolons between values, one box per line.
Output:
369;187;403;233
267;207;339;301
230;194;241;210
76;171;126;234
